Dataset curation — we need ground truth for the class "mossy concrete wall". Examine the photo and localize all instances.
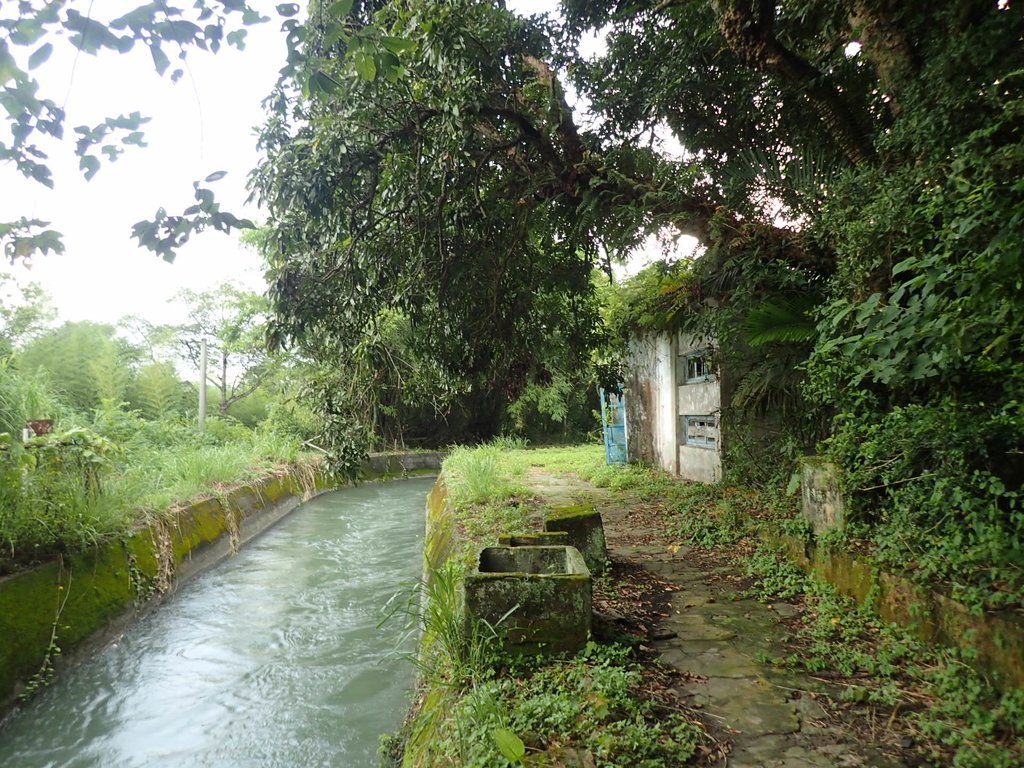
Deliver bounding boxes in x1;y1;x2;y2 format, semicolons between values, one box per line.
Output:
799;457;846;535
777;535;1024;690
1;451;442;717
363;451;445;481
785;456;1024;690
0;469;326;716
400;474;461;768
423;474;459;578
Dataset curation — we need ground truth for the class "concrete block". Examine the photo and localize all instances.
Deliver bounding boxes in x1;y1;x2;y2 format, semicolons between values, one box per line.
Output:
544;504;607;575
463;546;591;654
800;457;846;536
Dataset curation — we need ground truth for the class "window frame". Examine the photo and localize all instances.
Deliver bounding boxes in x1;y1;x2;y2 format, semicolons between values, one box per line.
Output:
681;348;714;384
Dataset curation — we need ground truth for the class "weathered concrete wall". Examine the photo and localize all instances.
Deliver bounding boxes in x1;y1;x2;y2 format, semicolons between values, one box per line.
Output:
779;535;1024;690
623;333;677;473
363;451;445;480
400;475;460;767
423;475;460;578
624;332;725;483
775;463;1024;690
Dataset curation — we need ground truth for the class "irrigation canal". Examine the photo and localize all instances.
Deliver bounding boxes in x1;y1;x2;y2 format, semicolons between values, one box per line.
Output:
0;477;433;767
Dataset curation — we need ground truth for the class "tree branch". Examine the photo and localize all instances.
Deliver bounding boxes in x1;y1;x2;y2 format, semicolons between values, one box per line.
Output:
714;0;876;165
848;0;919;114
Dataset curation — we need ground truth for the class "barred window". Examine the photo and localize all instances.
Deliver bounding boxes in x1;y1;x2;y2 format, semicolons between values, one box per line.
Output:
682;415;717;449
677;349;713;384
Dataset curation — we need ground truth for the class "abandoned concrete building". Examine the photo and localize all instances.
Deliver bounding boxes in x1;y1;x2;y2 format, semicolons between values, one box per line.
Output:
620;332;729;483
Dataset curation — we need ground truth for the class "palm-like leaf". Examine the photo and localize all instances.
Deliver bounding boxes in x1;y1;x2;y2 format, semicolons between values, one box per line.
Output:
741;295;820;347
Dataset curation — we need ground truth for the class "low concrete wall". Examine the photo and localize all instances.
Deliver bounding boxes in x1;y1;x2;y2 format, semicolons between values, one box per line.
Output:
423;475;459;577
399;474;462;767
777;535;1024;690
787;456;1024;689
363;451;445;480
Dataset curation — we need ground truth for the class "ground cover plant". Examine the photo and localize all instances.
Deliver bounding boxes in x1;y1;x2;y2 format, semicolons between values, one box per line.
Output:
744;550;1024;768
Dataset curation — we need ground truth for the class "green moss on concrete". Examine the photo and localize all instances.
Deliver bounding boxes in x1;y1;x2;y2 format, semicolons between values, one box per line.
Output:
124;530;159;580
0;462;330;714
400;686;451;768
545;503;597;521
777;533;1024;690
424;477;459;575
0;561;65;700
465;546;592;654
544;505;607;576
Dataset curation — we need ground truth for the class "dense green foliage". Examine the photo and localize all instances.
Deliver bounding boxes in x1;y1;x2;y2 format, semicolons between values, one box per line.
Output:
5;1;1023;601
745;550;1024;768
0;347;308;570
0;281;314;570
569;0;1024;605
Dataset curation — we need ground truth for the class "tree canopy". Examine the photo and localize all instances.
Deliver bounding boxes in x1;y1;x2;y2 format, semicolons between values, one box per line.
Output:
5;2;1024;597
0;0;274;262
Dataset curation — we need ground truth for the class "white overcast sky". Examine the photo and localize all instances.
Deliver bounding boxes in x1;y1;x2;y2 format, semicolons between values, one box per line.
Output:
1;0;672;330
1;2;294;326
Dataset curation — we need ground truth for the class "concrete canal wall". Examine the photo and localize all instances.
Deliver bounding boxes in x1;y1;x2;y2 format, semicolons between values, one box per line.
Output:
0;452;442;716
792;457;1024;690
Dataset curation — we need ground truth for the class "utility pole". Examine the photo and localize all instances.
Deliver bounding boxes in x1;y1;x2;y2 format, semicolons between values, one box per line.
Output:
198;337;208;431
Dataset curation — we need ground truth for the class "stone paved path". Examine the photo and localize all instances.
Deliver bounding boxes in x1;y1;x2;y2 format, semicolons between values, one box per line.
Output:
527;470;899;768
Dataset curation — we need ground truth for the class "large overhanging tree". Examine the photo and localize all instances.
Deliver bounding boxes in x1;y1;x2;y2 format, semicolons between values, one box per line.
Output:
250;0;833;443
254;0;1024;598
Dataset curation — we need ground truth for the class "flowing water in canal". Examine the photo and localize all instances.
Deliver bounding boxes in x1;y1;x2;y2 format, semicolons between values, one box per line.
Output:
0;477;433;768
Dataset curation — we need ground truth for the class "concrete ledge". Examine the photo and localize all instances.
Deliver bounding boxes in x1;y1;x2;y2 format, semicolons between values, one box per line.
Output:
497;531;570;547
776;534;1024;690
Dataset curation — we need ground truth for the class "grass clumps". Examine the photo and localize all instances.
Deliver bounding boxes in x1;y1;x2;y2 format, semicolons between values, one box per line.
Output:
0;409;311;573
443;444;529;508
442;444;533;541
